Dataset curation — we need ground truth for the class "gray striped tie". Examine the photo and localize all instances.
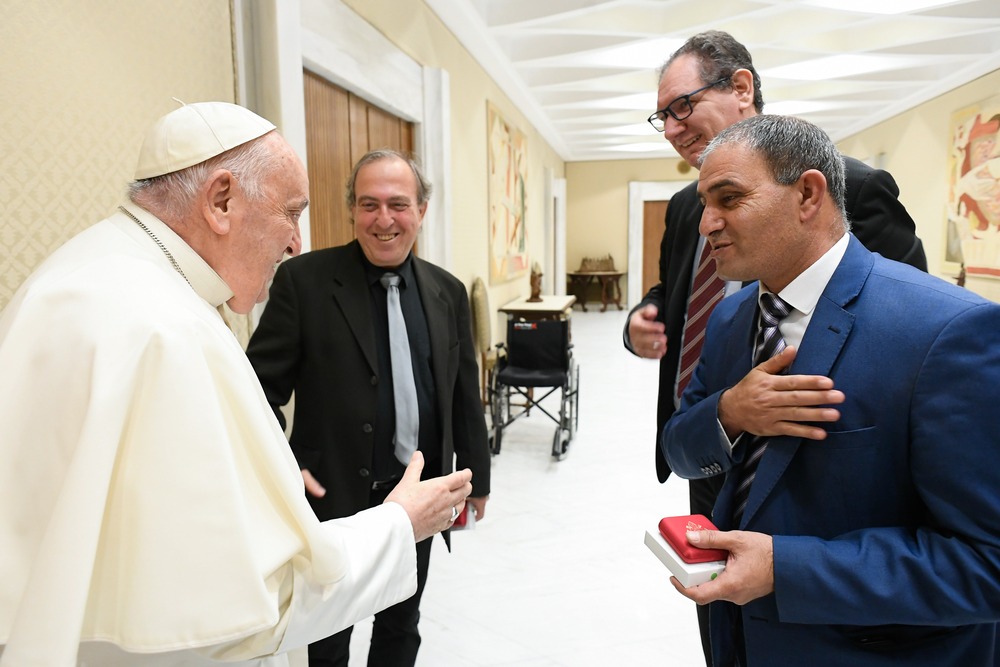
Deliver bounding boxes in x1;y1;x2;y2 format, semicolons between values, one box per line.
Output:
733;292;791;523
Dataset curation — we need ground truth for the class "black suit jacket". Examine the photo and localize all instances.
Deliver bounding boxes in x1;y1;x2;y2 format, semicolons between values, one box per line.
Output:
632;156;927;482
246;241;491;523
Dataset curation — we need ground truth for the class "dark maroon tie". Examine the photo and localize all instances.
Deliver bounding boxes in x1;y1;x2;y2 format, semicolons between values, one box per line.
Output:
676;241;726;402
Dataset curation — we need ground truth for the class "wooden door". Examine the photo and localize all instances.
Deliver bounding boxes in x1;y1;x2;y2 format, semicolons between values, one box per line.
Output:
303;70;415;251
642;200;669;294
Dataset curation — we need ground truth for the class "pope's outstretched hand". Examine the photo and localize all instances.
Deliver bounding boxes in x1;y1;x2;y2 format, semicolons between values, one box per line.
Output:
385;451;473;542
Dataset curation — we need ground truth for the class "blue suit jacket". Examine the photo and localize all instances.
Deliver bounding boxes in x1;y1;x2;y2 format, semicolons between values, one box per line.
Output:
664;236;1000;666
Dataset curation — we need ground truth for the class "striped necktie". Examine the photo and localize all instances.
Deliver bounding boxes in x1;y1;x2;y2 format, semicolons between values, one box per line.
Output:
732;292;792;523
676;241;726;402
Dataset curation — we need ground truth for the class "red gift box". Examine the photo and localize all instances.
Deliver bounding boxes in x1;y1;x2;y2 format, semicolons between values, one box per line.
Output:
644;513;727;587
658;514;728;564
451;504;475;530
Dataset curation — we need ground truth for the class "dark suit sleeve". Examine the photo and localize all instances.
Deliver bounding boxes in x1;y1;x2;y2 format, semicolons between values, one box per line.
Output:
450;283;491;497
844;159;927;271
245;263;315;470
661;296;747;484
622;191;677;352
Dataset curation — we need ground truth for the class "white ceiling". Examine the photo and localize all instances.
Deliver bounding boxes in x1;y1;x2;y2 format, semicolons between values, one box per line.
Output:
424;0;1000;162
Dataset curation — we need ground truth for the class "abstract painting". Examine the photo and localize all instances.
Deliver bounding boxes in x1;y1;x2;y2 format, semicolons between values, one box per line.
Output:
947;95;1000;276
487;102;528;284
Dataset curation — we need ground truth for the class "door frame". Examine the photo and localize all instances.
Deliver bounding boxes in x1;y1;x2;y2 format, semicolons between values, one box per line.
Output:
233;0;451;268
545;169;567;295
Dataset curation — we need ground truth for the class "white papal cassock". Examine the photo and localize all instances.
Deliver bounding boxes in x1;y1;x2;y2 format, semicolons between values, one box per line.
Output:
0;203;417;666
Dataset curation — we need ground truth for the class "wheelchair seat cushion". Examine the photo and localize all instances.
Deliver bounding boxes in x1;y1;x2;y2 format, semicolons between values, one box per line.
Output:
497;365;567;388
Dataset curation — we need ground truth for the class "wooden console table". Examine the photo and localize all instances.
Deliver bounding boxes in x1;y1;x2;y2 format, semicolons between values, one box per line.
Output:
566;271;624;312
498;294;576;321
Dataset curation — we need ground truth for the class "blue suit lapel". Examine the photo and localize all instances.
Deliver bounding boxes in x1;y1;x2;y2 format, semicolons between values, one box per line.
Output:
738;236;872;528
712;289;760;529
723;292;759;381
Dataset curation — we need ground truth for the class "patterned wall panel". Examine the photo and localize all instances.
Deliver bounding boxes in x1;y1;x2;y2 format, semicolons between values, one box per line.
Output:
0;0;236;311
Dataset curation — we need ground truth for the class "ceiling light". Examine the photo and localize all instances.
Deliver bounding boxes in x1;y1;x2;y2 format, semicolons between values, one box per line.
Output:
574;37;683;69
600;124;660;137
802;0;961;13
615;143;671;153
763;54;923;81
576;92;659;111
765;100;856;115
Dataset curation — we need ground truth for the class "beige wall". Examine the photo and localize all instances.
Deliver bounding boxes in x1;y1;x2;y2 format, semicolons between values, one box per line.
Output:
342;0;567;316
0;0;236;311
566;157;692;296
837;68;1000;288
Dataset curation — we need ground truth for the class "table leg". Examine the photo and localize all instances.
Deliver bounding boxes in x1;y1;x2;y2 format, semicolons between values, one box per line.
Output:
570;276;589;311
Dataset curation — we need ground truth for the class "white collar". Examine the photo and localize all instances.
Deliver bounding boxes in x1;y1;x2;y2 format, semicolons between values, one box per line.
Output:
764;233;849;317
118;202;234;308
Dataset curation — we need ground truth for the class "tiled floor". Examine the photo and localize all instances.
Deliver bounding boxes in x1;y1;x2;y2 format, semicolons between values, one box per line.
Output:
350;309;706;666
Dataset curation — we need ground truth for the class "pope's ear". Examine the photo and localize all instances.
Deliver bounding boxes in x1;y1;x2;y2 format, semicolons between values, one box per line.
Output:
202;169;235;235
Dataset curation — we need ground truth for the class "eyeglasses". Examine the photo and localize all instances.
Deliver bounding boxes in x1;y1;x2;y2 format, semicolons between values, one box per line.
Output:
647;77;731;132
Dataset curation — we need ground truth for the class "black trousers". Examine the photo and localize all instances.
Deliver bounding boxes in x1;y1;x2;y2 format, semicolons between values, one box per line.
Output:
690;474;727;667
308;485;434;667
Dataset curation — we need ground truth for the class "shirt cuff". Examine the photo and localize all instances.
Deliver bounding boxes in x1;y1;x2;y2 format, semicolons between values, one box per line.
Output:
717;418;743;456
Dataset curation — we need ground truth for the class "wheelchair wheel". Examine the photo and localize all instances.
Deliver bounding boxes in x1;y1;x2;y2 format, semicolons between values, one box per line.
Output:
489;423;502;456
551;427;570;460
562;362;580;439
489;383;508;455
571;364;580;436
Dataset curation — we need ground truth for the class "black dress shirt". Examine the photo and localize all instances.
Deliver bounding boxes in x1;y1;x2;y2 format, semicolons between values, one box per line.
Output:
361;250;441;482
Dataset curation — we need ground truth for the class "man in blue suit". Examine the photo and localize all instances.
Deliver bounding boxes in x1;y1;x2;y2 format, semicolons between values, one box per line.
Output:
663;114;1000;666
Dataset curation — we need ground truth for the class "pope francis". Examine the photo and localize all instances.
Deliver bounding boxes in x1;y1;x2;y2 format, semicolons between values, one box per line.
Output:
0;102;473;666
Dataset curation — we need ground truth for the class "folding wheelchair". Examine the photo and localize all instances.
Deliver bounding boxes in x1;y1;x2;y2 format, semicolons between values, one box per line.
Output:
487;317;580;460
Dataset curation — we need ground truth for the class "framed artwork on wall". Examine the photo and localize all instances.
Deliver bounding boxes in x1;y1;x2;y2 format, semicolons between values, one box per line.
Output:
487;102;528;284
947;96;1000;277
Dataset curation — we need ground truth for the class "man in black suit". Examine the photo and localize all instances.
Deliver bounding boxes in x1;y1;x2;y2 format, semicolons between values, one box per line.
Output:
247;149;491;667
624;31;927;666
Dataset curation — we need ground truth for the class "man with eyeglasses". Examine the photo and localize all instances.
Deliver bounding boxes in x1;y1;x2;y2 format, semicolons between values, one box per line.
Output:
624;30;927;666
